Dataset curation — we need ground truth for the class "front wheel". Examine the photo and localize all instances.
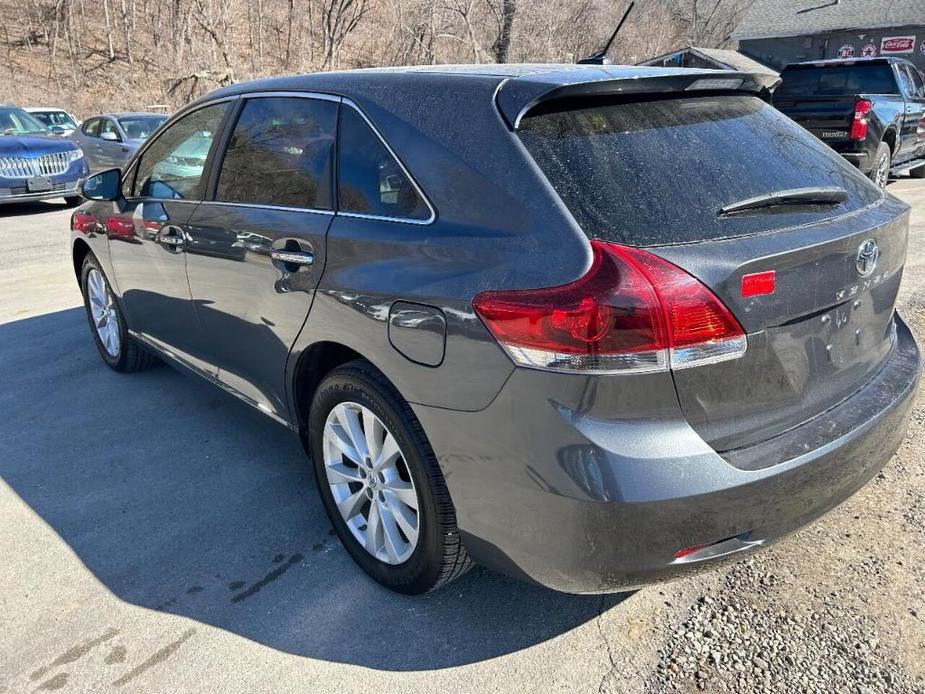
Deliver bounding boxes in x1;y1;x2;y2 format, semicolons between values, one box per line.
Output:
869;142;891;188
308;360;471;593
80;254;158;372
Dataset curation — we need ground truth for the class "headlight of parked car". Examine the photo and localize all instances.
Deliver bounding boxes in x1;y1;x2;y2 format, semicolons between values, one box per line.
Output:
67;148;84;162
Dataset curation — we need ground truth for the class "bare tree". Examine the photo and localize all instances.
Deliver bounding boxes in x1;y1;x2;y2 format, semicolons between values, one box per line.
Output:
317;0;370;70
487;0;514;62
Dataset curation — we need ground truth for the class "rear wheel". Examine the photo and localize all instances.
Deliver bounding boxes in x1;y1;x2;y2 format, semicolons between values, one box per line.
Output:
64;196;82;207
308;360;471;593
869;142;891;188
80;254;158;372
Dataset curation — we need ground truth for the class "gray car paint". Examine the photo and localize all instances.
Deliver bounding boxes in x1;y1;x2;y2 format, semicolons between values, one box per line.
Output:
70;64;921;593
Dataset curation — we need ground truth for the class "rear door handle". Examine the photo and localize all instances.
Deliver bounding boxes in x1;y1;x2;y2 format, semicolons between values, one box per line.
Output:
270;249;314;266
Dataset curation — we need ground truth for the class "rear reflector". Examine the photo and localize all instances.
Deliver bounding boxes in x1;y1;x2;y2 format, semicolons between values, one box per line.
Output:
472;241;746;374
849;99;871;141
741;270;776;297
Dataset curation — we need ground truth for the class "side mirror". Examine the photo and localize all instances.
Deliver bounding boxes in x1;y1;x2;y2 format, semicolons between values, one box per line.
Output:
79;168;122;201
100;131;120;142
50;125;66;135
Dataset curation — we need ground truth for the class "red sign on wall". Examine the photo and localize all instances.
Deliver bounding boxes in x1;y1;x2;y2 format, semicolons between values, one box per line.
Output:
881;36;916;54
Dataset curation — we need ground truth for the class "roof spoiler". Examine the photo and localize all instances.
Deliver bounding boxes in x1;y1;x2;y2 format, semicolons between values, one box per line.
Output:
495;69;781;129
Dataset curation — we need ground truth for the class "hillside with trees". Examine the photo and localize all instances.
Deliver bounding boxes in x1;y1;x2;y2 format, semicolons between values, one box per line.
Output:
0;0;750;116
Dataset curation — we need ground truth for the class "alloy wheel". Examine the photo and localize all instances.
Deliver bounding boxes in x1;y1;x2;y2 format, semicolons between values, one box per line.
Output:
322;402;420;564
87;268;121;357
874;153;890;188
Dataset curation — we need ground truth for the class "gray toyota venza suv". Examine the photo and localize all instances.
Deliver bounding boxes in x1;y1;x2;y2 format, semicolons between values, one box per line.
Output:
71;65;921;594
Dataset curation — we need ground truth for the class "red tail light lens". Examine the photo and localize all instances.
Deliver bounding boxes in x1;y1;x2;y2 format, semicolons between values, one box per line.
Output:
849;99;871;141
72;211;97;233
105;215;134;239
472;241;746;374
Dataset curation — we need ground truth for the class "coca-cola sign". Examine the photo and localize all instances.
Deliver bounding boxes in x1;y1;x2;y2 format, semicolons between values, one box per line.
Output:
881;36;916;54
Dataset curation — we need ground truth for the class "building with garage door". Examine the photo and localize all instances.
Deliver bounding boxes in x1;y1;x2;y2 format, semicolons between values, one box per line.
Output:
733;0;925;72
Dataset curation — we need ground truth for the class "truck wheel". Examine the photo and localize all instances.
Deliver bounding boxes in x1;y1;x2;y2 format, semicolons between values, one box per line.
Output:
869;142;890;188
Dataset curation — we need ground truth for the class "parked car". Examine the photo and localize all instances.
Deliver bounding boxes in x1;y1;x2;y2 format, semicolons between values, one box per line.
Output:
70;65;920;594
773;57;925;187
71;112;168;172
0;104;87;206
24;107;81;136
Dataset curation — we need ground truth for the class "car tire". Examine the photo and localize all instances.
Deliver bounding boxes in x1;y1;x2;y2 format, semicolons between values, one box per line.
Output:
869;142;891;188
909;162;925;179
308;360;472;593
64;196;82;207
80;254;158;372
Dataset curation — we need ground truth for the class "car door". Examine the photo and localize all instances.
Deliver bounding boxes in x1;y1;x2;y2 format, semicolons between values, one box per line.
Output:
76;118;103;171
98;118;129;169
903;65;925;158
106;101;231;376
184;94;338;420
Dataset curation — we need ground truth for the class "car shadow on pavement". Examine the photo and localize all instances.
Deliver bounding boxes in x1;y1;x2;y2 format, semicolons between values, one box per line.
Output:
0;200;74;217
0;308;631;671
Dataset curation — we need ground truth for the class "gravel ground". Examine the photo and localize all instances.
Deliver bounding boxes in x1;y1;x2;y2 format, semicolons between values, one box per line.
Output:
1;177;924;693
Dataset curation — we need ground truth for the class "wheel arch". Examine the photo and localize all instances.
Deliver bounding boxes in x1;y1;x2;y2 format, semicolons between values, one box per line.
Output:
882;127;898;155
291;341;369;435
72;237;92;281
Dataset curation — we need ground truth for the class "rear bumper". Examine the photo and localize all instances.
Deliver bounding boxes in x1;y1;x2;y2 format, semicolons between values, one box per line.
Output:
415;314;920;593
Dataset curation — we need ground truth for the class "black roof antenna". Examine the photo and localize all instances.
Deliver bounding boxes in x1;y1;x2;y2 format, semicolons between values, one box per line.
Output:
578;1;635;65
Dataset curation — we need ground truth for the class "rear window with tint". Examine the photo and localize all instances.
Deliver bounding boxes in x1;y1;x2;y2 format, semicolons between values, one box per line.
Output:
518;95;881;246
777;64;898;96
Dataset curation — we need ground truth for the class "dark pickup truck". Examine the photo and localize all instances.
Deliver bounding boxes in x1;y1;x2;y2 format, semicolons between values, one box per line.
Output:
773;57;925;187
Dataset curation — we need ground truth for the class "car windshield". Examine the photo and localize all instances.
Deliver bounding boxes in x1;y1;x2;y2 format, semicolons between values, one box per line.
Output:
777;64;899;96
0;107;48;135
30;111;77;129
117;116;167;140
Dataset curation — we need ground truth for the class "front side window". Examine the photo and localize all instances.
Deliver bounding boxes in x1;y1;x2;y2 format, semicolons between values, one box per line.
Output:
337;107;431;221
101;118;121;140
133;104;227;200
216;97;337;209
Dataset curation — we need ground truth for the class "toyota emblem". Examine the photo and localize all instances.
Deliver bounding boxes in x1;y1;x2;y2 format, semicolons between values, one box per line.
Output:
856;239;879;277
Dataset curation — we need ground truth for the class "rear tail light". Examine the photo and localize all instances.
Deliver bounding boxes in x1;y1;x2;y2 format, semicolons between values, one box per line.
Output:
472;241;746;374
849;99;871;141
72;211;97;233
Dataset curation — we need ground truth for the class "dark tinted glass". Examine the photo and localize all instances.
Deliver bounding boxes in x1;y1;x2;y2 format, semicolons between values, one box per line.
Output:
777;64;898;96
518;95;881;246
217;97;337;209
337;107;430;220
134;103;227;199
118;116;167;140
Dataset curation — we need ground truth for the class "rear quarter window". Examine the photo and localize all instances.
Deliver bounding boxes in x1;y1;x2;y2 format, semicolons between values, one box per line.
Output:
517;95;881;246
777;64;899;96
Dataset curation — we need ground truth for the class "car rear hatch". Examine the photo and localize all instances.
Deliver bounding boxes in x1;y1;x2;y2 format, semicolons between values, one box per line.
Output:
510;79;907;452
771;95;858;141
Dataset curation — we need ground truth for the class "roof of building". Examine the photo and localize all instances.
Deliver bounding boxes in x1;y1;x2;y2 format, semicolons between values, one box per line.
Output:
733;0;924;40
639;47;778;74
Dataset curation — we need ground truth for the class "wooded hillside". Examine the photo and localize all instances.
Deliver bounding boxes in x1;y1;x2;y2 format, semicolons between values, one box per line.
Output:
0;0;750;116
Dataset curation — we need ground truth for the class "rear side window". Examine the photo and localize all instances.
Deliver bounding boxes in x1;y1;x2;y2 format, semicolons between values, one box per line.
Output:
82;118;100;137
216;97;337;209
518;95;881;246
337;107;431;221
777;64;899;96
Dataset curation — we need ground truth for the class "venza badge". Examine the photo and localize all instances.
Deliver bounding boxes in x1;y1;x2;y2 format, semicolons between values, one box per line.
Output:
856;239;879;277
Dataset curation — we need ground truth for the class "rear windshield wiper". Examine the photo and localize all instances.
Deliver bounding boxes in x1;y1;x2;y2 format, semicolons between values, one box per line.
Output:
718;187;848;217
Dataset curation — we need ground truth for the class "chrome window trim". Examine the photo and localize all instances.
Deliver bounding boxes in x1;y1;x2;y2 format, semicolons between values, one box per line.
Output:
118;90;439;225
339;97;437;226
121;96;241;197
204;200;335;216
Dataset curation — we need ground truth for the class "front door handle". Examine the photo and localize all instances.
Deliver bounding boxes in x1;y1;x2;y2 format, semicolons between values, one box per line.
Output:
158;226;186;251
270;249;314;266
